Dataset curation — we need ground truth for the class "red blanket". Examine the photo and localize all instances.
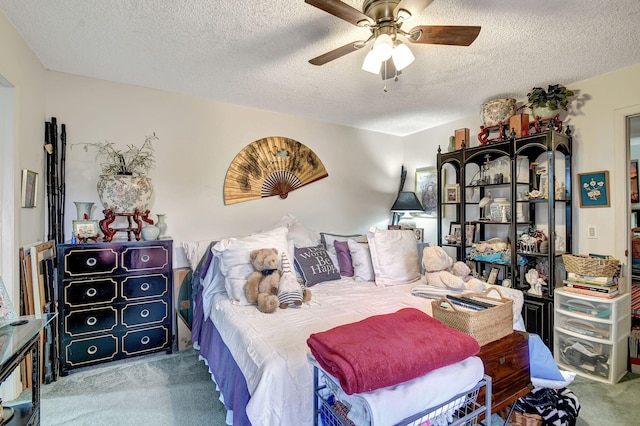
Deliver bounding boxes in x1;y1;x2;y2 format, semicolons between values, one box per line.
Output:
307;308;480;395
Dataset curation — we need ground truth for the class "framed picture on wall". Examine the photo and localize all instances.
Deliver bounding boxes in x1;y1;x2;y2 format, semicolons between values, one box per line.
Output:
631;160;639;204
578;170;610;208
21;169;38;208
415;167;438;217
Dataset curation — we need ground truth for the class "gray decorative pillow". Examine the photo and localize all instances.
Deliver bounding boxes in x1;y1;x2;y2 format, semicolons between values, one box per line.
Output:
294;245;341;286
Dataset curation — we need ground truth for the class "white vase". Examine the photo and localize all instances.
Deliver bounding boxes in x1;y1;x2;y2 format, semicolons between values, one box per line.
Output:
141;224;160;241
97;175;153;214
156;214;167;238
74;201;94;220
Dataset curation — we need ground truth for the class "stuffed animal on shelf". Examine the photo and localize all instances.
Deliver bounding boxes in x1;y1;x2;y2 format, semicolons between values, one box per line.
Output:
277;252;311;309
422;246;487;291
245;248;281;313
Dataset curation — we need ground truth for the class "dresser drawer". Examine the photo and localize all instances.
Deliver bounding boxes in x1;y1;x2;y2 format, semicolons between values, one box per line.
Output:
122;326;170;356
122;274;168;301
121;300;168;327
64;307;118;336
63;278;117;307
477;331;531;413
121;245;170;272
65;335;118;367
62;248;118;277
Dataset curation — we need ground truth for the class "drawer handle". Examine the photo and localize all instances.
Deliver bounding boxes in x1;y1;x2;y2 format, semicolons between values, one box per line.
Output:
141;254;151;263
140;309;150;318
500;356;506;365
86;257;97;267
86;288;97;297
86;316;97;326
87;345;98;355
141;336;150;345
140;282;150;291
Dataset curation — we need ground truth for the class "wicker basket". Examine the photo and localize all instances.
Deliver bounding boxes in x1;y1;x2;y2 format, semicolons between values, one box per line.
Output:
562;254;619;277
498;408;542;426
431;288;513;346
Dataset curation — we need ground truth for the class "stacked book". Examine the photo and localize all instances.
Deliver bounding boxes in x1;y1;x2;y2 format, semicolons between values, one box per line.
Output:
563;272;619;298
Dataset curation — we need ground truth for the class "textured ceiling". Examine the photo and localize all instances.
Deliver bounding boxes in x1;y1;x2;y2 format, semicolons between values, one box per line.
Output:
1;0;640;136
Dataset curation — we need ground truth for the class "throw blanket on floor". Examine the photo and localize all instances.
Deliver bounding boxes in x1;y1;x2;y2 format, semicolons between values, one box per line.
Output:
513;387;581;426
306;307;480;394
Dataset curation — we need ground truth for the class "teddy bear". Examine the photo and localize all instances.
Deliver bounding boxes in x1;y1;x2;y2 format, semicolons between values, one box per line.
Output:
422;246;486;291
245;248;281;313
451;261;488;292
277;252;311;309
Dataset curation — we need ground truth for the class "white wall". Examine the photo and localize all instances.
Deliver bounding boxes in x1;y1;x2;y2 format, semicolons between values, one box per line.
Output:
0;12;47;303
403;64;640;285
45;72;404;266
0;10;47;400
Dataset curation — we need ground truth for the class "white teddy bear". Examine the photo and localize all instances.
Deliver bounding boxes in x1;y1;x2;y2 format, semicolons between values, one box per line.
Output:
422;246;486;291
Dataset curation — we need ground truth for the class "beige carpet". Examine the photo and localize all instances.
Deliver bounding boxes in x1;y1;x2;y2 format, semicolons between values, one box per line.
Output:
38;348;640;425
40;349;226;426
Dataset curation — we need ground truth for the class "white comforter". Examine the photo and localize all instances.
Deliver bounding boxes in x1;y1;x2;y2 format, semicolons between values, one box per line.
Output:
206;278;486;426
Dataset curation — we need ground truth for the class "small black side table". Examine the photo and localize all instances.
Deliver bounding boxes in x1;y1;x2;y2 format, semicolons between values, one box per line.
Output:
0;314;56;425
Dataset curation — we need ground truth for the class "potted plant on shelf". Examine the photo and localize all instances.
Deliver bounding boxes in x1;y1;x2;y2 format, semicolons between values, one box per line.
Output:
525;84;575;119
74;133;158;214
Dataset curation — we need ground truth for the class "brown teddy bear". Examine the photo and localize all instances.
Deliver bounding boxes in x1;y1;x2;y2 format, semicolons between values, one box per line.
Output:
245;248;281;313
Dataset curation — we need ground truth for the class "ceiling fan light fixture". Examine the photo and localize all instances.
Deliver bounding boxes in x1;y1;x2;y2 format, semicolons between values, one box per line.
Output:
362;49;383;74
392;42;414;71
396;8;412;23
372;33;393;61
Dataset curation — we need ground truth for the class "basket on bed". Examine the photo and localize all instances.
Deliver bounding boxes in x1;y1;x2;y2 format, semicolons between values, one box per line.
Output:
431;288;513;346
562;254;619;277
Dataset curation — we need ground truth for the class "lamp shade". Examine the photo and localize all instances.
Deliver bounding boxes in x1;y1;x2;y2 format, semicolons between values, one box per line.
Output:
390;191;424;212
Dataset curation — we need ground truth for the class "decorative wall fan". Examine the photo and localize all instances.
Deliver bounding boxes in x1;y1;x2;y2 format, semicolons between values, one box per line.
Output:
223;137;329;205
305;0;480;78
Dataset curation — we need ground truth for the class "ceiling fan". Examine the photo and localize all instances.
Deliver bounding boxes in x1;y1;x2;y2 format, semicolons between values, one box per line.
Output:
305;0;480;79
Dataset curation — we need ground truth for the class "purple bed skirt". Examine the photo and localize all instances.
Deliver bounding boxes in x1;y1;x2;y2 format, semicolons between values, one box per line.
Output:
192;288;252;426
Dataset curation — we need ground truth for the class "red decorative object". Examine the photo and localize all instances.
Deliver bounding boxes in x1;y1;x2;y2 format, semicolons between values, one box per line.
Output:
478;121;509;145
99;208;154;242
532;114;563;133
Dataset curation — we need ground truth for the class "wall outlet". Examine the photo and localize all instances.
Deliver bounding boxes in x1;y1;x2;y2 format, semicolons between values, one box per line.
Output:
587;225;598;239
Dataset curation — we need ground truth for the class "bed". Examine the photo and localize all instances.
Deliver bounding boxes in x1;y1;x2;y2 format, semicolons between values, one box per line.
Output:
186;220;526;425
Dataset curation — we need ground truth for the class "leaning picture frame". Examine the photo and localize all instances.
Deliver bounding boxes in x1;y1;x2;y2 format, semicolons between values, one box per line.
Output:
487;267;500;285
415;167;438;217
448;222;462;245
413;228;424;242
578;170;610;208
21;169;38;208
445;184;460;203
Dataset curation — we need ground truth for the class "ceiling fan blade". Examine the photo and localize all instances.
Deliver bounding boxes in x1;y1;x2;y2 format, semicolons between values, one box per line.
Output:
305;0;373;26
309;41;365;65
408;25;481;46
394;0;435;18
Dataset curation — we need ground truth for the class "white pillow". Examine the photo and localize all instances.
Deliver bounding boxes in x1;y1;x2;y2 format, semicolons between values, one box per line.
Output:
347;239;375;281
183;239;215;271
261;214;320;248
367;228;421;286
212;227;292;305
